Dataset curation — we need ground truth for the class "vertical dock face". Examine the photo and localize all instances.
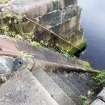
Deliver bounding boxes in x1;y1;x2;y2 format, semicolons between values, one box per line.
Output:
1;0;85;54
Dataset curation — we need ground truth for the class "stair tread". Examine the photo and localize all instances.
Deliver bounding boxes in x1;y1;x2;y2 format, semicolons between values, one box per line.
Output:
66;73;90;95
56;72;82;95
57;72;92;96
48;72;82;105
32;69;76;105
48;72;78;96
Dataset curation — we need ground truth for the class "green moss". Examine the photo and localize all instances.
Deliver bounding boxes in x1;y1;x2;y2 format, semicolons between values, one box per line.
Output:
92;71;105;87
0;0;9;4
0;12;23;37
68;42;87;57
55;41;87;59
81;60;92;70
31;41;41;47
90;71;105;95
81;96;88;105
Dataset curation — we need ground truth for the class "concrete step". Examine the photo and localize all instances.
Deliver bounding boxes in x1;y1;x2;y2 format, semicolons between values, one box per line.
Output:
48;72;82;105
73;73;91;92
58;72;91;96
32;69;76;105
0;69;59;105
66;73;89;96
56;72;82;96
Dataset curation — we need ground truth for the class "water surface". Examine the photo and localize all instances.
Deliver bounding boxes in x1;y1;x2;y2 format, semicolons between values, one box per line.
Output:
78;0;105;69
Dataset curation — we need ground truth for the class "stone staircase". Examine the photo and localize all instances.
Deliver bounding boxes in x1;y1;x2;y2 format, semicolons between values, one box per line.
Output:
33;69;75;105
0;36;94;105
32;68;91;105
1;0;85;53
0;66;92;105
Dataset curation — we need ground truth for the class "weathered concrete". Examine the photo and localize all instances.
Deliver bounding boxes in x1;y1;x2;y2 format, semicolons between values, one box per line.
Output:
0;0;85;55
0;36;97;74
39;6;79;27
0;36;95;105
0;69;59;105
32;69;76;105
56;72;87;95
48;72;82;105
50;16;77;36
8;0;77;17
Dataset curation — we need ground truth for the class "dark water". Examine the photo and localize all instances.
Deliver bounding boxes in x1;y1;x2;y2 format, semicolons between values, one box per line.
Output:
78;0;105;69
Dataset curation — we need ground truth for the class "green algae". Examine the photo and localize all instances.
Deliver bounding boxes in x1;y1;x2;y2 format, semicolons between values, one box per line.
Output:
0;0;9;4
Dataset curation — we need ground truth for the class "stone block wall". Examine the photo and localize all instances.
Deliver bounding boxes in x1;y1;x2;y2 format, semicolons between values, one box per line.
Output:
9;0;77;17
1;0;85;54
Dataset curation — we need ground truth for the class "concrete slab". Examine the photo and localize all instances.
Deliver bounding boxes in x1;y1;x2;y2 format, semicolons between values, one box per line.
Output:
0;36;20;57
32;69;76;105
48;72;81;105
0;69;59;105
